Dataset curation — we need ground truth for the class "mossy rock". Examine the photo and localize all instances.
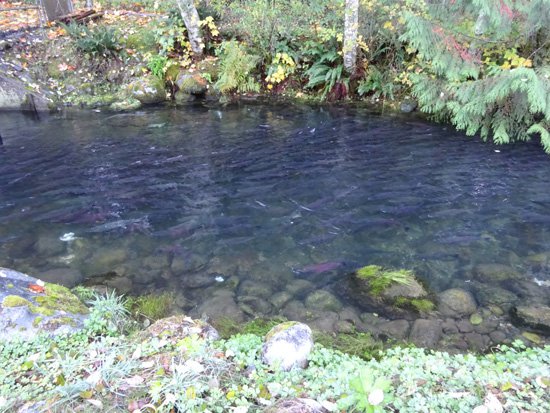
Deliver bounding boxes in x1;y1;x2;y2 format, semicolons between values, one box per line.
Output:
127;76;167;104
110;97;142;112
175;71;208;96
0;267;89;340
351;265;434;314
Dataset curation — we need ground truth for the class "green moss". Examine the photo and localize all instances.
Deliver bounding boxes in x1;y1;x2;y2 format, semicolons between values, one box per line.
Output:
32;316;44;327
265;321;299;341
37;283;89;315
355;265;414;295
470;313;483;325
2;295;32;308
394;297;435;313
7;283;14;288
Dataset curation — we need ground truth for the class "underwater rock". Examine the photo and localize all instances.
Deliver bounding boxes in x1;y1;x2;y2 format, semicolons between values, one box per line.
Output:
262;322;313;371
464;332;490;351
193;289;245;323
286;279;314;296
437;288;477;317
34;234;66;257
471;283;518;311
511;305;550;334
281;300;307;321
305;290;343;312
238;295;273;316
0;267;88;340
126;76;166;104
238;280;273;299
408;319;442;347
308;311;339;332
378;319;410;339
270;291;293;308
181;272;218;289
473;263;520;283
350;265;433;314
92;247;129;269
40;267;83;288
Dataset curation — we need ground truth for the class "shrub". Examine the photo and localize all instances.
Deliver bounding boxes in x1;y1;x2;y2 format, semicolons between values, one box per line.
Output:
214;40;260;94
61;22;122;58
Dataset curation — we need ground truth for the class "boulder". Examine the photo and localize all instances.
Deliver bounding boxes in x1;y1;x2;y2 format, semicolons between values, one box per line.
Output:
262;322;313;371
305;290;342;312
350;265;434;313
400;98;417;113
408;319;442;347
473;264;520;283
175;71;208;96
0;267;88;340
126;76;166;104
511;305;550;333
109;98;142;111
437;288;477;317
0;75;50;112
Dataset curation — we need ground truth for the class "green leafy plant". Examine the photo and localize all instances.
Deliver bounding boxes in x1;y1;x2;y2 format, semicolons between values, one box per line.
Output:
341;369;393;413
214;40;260;94
128;292;173;321
85;291;130;336
147;54;169;78
304;40;349;99
358;65;398;100
356;265;414;295
61;22;121;58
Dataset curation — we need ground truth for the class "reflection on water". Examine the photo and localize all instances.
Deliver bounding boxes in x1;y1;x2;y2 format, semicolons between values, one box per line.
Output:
1;104;549;348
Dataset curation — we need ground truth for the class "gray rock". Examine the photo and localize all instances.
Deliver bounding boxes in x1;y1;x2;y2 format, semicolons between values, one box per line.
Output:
194;289;245;323
40;268;83;288
0;75;50;112
127;76;166;104
262;322;313;371
270;291;293;308
489;331;507;343
181;272;217;289
457;319;474;333
400;98;417;113
511;305;550;333
305;290;342;312
238;295;273;316
472;284;518;311
442;319;459;334
282;300;306;321
0;267;88;340
473;264;519;282
409;319;442;347
34;235;66;257
286;279;314;296
378;319;410;339
464;332;490;351
308;311;339;332
438;288;477;317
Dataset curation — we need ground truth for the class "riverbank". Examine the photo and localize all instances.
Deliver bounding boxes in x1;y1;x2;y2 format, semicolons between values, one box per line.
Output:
1;275;549;412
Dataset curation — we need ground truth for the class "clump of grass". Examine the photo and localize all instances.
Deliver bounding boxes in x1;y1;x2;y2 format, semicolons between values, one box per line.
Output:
356;265;414;295
213;316;287;339
128;292;174;322
394;297;435;313
313;330;384;361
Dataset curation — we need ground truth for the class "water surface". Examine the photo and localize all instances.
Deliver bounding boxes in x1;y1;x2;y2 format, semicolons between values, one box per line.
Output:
1;104;549;344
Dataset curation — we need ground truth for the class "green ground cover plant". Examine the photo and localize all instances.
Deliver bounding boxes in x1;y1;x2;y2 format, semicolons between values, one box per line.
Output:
0;292;548;412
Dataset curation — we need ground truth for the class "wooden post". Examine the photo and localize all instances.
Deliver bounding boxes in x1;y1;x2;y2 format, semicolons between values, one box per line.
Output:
41;0;74;22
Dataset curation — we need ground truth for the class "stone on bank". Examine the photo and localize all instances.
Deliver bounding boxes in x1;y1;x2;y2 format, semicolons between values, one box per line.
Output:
0;267;88;340
262;321;314;371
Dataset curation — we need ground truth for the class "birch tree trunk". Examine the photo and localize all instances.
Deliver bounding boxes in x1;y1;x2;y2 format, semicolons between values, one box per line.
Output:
343;0;359;74
175;0;204;57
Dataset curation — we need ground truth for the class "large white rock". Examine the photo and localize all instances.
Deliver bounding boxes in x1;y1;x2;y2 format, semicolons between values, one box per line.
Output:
262;322;313;371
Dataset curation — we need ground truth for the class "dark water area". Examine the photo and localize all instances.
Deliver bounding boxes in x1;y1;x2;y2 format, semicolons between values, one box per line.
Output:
1;104;549;348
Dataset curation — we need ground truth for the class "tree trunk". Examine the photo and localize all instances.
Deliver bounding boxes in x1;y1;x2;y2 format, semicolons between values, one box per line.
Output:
175;0;204;57
343;0;359;74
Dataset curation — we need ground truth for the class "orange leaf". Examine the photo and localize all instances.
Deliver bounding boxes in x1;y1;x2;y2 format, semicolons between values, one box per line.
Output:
28;284;45;293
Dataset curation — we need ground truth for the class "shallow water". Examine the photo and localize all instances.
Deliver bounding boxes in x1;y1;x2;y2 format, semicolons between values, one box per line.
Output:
1;104;549;344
